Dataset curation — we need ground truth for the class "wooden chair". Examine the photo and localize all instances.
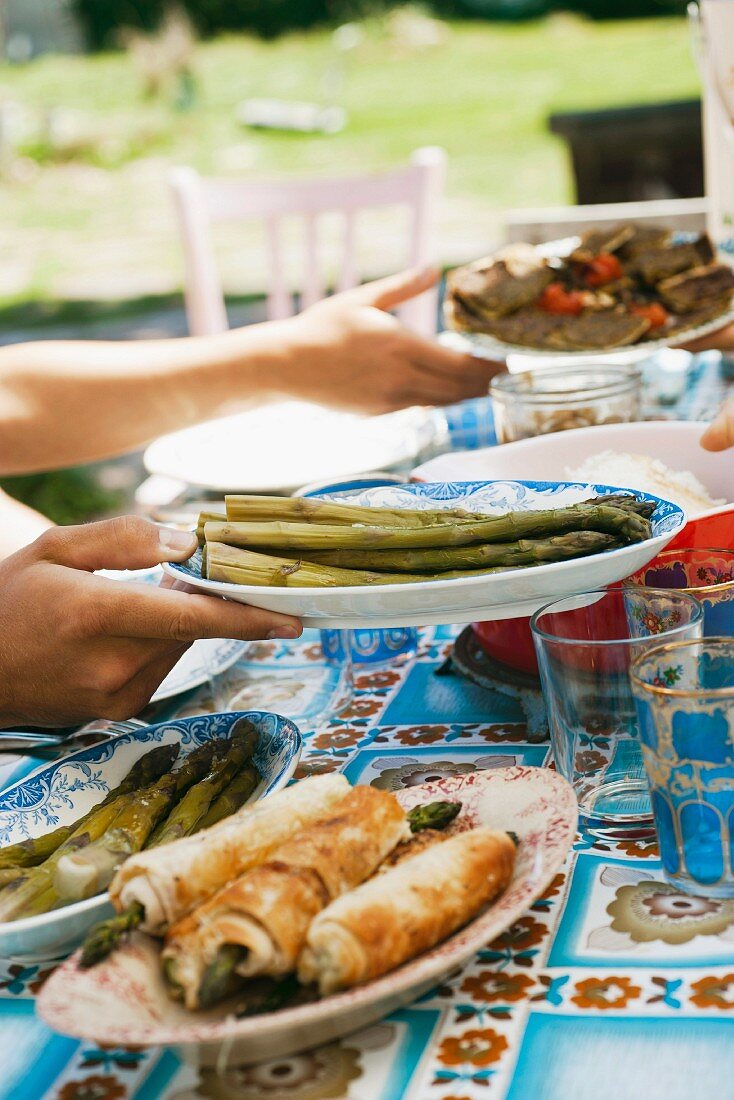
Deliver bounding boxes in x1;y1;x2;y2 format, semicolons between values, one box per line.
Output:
169;146;447;338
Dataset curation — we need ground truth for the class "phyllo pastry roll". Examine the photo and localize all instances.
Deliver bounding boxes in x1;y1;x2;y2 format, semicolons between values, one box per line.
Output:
162;786;408;1008
109;773;349;934
298;827;516;995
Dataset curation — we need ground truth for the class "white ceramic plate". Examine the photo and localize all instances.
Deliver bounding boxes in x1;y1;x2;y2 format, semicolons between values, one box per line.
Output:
143;403;442;493
151;639;247;703
38;765;576;1065
0;712;301;963
445;236;734;363
412;421;732;520
164;480;686;628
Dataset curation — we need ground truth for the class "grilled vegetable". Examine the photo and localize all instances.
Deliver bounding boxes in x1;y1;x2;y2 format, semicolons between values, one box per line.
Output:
0;745;178;871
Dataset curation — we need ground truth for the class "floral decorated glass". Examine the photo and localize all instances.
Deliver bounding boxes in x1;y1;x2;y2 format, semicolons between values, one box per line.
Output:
531;587;703;838
631;638;734;898
628;548;734;637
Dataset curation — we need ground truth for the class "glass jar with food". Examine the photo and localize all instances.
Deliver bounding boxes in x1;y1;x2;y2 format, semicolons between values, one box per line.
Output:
489;365;643;444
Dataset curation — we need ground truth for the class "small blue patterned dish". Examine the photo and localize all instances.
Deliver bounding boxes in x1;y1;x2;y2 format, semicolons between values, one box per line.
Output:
0;711;301;963
165;480;686;628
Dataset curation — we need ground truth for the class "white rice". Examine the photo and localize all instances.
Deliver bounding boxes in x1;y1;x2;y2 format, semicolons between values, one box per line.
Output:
567;450;725;517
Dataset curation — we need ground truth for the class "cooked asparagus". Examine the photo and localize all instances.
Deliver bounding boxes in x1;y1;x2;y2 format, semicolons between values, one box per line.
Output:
296;530;619;572
224;495;483;528
196;511;226;545
0;744;178;871
205;544;510;588
198;944;249;1008
407;801;462;833
146;721;258;847
205;503;649;553
0;794;142;921
53;740;220;902
80;901;145;969
593;494;656;519
197;764;260;830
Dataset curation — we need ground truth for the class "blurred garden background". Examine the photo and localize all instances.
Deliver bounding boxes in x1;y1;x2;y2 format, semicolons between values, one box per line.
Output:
0;0;703;519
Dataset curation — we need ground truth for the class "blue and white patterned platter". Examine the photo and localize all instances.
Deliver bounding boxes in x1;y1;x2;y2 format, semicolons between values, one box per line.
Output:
164;480;686;629
0;710;301;963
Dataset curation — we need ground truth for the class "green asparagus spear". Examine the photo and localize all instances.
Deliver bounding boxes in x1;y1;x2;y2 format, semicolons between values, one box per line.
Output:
196;511;226;545
296;531;619;572
205;544;512;588
79;901;145;968
198;944;250;1008
53;740;219;903
0;867;24;890
407;801;462;833
205;503;650;553
224;495;484;528
592;494;656;519
0;744;178;871
146;722;258;846
0;794;140;921
197;763;260;830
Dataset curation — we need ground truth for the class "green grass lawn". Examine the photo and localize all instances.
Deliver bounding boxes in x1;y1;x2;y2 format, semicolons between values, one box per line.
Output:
0;12;699;308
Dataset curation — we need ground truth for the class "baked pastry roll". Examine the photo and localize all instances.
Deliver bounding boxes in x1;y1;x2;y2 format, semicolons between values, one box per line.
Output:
109;773;349;934
298;827;515;995
162;786;408;1008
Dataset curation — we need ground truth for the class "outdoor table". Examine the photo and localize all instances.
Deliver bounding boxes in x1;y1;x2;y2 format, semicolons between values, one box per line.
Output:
0;351;731;1100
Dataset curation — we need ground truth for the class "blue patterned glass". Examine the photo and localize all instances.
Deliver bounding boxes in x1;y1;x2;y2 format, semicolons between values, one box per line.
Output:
631;639;734;897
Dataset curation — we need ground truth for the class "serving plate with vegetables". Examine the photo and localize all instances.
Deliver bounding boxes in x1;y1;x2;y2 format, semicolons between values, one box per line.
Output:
38;766;576;1065
164;480;686;627
0;712;301;962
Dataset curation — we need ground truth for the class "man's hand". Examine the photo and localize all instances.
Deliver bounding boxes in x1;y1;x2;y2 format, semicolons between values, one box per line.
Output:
701;396;734;451
280;267;504;413
0;516;302;728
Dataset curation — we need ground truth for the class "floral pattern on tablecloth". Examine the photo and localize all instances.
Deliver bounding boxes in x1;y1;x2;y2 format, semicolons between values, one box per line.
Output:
0;358;733;1100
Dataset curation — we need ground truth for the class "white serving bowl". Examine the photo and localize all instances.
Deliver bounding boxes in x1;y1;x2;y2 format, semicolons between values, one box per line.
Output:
412;421;731;519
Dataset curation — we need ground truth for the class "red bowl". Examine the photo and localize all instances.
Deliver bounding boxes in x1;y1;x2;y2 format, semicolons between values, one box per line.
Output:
666;505;734;552
472;615;538;675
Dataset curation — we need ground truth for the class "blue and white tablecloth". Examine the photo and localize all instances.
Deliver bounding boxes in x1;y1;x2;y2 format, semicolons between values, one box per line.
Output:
0;352;732;1100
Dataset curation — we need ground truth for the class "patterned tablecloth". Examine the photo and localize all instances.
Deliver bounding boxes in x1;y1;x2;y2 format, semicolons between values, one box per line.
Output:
0;353;732;1100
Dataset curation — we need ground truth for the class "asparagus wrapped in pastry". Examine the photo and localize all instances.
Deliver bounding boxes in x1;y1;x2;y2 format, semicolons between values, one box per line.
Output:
162;787;408;1009
108;773;350;935
298;828;516;996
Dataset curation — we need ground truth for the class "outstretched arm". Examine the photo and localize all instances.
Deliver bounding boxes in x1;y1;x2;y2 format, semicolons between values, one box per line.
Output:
0;490;52;559
0;268;501;476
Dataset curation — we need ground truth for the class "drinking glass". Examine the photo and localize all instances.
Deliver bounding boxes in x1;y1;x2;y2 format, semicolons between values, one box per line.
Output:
628;548;734;637
631;638;734;897
205;629;353;730
531;587;703;837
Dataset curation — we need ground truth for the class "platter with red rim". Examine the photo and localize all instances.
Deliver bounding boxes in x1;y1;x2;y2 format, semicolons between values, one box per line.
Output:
38;765;575;1065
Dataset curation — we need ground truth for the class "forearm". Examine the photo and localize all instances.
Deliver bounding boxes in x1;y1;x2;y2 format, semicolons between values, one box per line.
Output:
0;323;294;474
0;490;53;560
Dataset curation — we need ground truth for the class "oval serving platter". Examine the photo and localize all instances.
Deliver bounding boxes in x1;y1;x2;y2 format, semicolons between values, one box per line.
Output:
444;234;734;363
164;480;686;628
0;711;301;963
39;765;576;1066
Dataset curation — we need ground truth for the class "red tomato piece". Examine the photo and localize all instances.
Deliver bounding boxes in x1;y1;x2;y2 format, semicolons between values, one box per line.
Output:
538;283;585;315
631;302;669;330
584;252;623;287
